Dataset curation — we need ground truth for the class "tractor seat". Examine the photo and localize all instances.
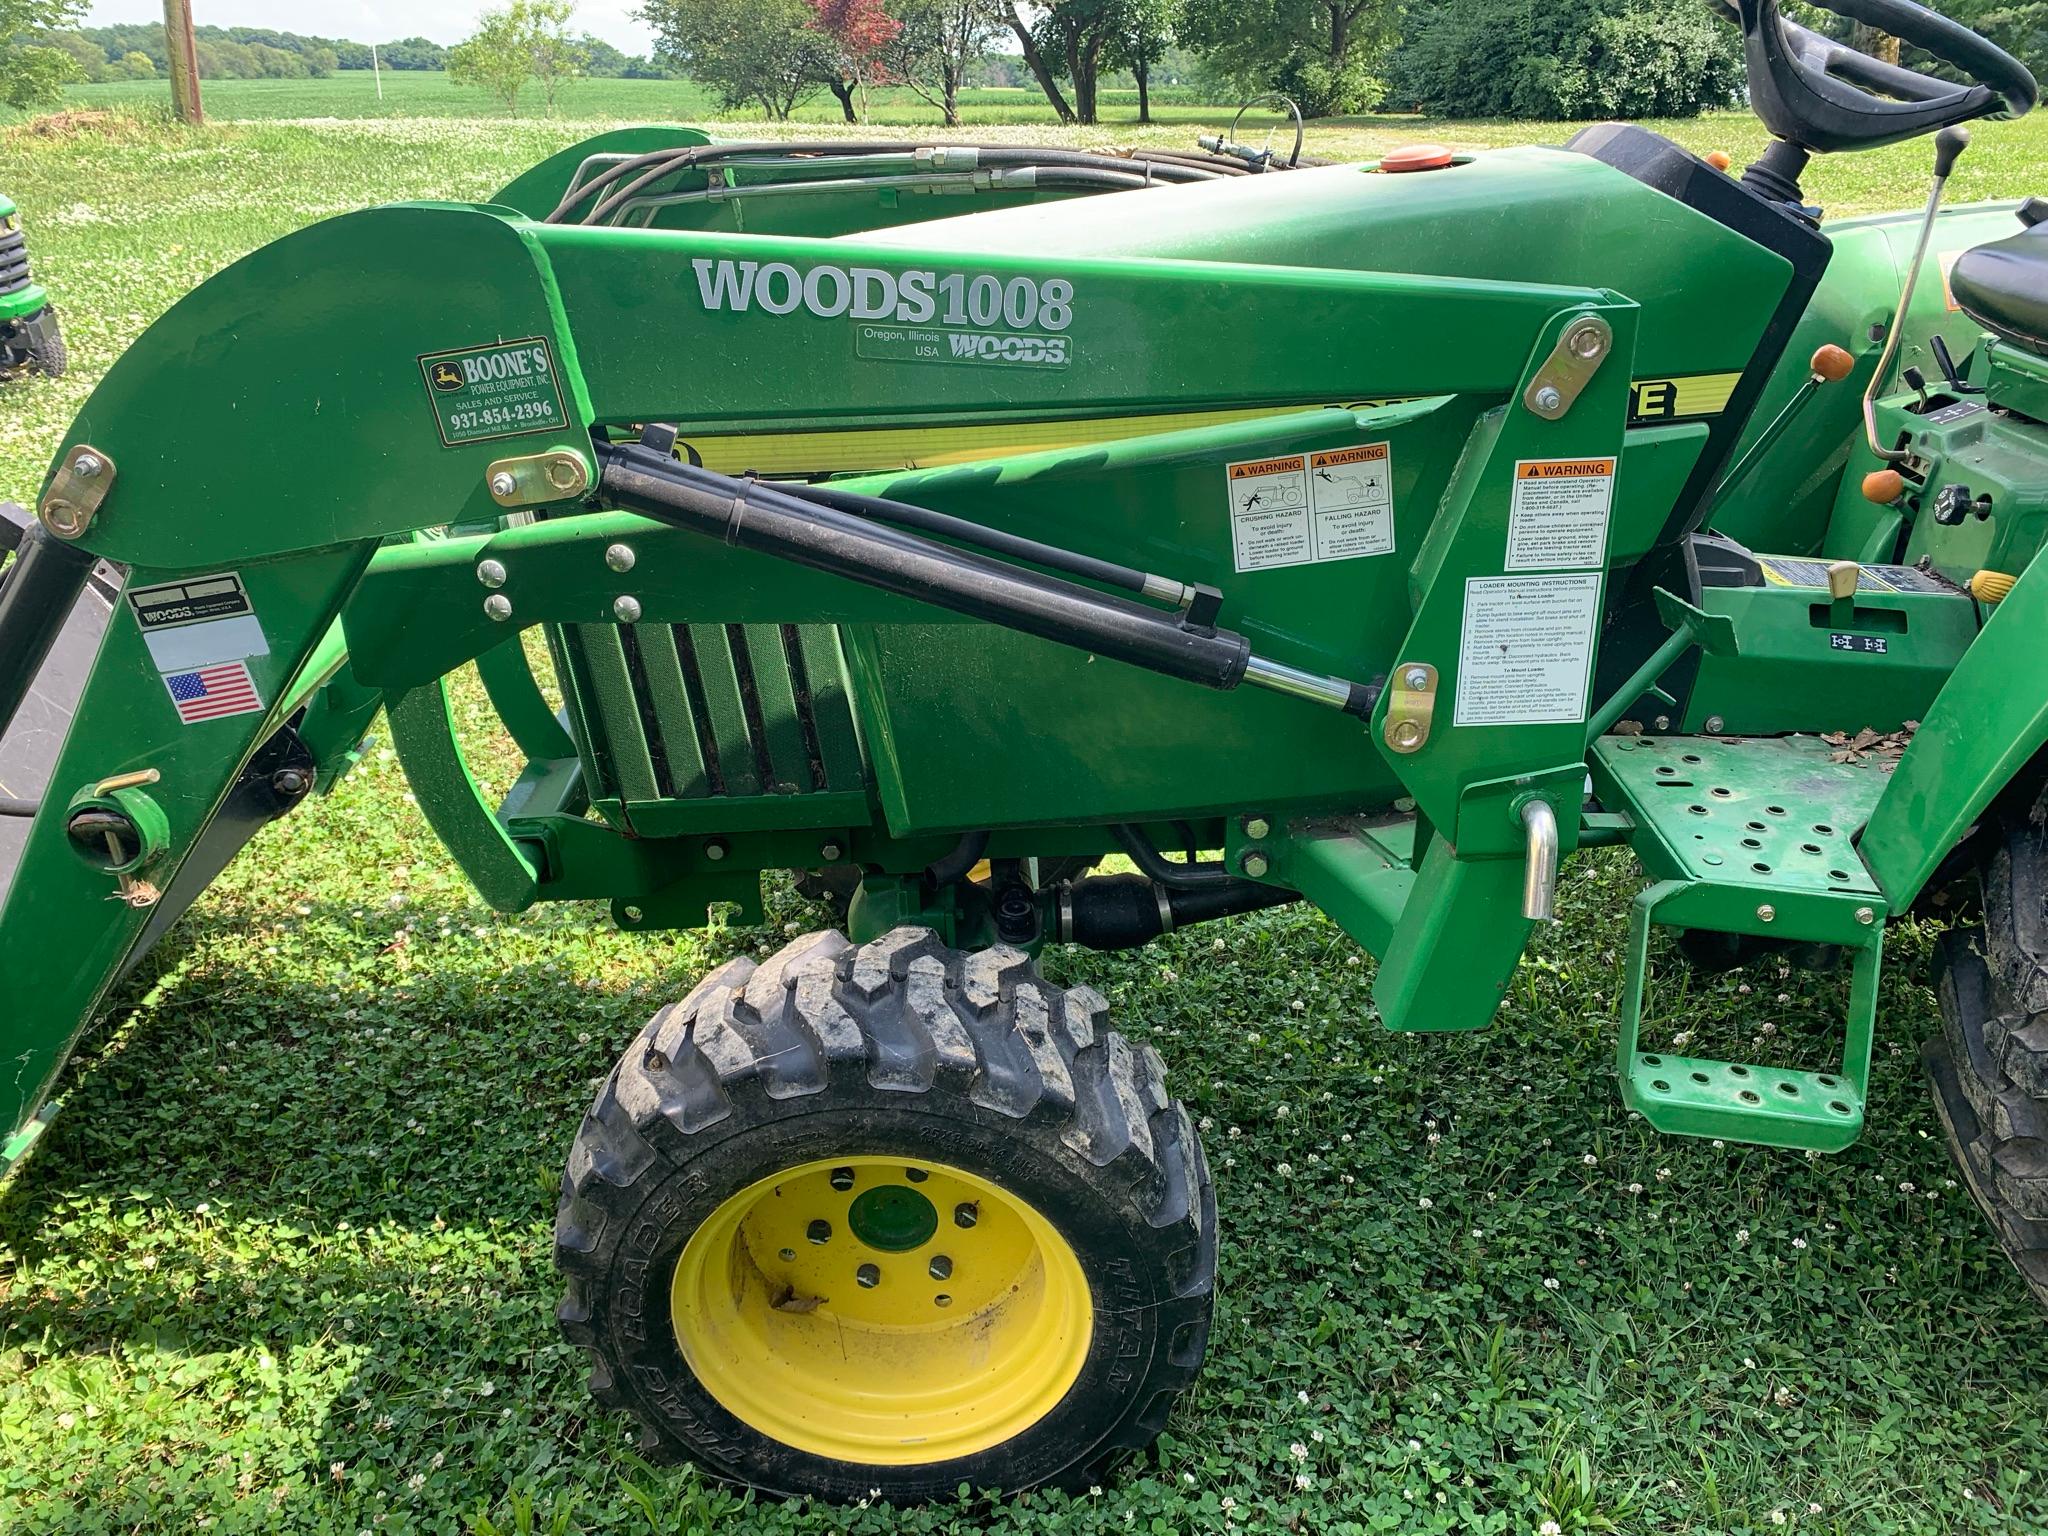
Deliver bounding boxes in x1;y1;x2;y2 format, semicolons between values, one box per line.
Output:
1950;198;2048;354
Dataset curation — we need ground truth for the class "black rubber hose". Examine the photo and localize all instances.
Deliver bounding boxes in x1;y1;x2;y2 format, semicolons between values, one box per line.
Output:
1059;871;1297;949
1110;824;1235;889
772;479;1160;599
0;795;38;818
925;829;990;887
600;445;1251;691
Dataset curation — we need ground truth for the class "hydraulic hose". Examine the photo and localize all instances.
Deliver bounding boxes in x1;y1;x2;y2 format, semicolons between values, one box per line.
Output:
1056;870;1297;949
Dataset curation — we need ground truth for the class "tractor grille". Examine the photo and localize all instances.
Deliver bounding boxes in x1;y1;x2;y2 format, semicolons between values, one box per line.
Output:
0;227;29;297
549;620;865;810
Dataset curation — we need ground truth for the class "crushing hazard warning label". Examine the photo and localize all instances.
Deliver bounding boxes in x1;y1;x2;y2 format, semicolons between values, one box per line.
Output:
1225;443;1394;572
1505;457;1616;571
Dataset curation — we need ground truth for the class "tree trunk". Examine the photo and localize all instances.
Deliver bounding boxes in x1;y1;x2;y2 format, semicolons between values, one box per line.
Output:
1135;53;1150;124
828;75;857;122
1003;1;1075;123
1072;37;1102;125
943;61;961;127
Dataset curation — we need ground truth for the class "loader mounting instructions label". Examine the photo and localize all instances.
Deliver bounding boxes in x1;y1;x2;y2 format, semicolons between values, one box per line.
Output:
1226;443;1393;572
418;338;569;447
1454;573;1602;727
1505;458;1615;571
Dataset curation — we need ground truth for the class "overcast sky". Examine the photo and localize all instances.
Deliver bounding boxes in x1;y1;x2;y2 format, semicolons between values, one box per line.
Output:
80;1;659;52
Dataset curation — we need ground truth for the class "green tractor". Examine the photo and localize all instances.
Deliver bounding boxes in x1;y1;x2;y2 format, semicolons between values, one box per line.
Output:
0;191;65;381
6;0;2048;1502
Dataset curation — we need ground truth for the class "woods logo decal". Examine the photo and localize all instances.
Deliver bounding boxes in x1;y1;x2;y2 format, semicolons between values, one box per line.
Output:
693;258;1077;369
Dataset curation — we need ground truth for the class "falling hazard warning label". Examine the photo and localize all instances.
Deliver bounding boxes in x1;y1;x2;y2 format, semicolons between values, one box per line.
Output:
1225;442;1394;572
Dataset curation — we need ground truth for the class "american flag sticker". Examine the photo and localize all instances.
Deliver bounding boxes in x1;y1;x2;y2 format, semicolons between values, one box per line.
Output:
164;660;264;724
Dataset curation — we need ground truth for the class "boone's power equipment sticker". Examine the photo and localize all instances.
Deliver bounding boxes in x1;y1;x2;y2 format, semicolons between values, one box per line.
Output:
1505;458;1615;571
1226;442;1394;572
418;338;568;447
128;572;271;675
1454;573;1602;727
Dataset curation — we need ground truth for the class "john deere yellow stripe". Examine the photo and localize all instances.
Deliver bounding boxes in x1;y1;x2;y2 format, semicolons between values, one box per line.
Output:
677;374;1742;476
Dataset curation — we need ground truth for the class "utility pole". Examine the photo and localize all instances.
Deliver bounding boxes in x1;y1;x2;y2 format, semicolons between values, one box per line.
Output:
372;42;384;102
162;0;204;125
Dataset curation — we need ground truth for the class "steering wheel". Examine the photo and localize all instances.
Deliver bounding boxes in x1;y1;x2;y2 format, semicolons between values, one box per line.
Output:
1712;0;2036;153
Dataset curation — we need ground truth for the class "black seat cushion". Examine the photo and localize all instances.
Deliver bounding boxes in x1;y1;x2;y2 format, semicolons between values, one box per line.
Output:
1951;225;2048;354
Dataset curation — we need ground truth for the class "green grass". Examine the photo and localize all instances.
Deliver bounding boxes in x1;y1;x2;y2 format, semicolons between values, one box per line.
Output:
5;107;2048;1535
27;70;1254;128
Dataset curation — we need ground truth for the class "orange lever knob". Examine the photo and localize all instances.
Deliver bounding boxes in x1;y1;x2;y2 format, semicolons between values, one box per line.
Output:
1810;344;1855;382
1706;150;1733;171
1863;469;1906;504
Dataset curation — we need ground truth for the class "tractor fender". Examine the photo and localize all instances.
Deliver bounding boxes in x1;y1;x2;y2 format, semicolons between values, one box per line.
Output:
1861;547;2048;909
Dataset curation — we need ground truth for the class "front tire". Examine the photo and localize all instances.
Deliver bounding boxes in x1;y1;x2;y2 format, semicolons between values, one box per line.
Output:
554;926;1215;1501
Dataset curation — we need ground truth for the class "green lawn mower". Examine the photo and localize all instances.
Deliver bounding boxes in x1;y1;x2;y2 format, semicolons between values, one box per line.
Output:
0;191;65;380
6;0;2048;1503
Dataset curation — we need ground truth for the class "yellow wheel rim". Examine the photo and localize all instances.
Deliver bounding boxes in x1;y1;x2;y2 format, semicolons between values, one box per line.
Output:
670;1155;1093;1465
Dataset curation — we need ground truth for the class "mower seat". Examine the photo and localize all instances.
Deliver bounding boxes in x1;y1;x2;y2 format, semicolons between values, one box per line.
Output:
1951;202;2048;353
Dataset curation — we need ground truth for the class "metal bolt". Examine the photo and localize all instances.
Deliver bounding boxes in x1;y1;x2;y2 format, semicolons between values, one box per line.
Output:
806;1219;832;1244
1244;816;1271;841
1653;715;1672;732
856;1263;881;1289
270;768;310;798
928;1254;953;1280
1241;850;1271;879
612;595;643;624
1703;715;1725;734
1856;906;1876;925
1566;320;1607;360
476;558;508;589
1533;384;1563;414
1403;665;1430;691
73;452;104;479
1757;903;1776;923
489;470;518;498
605;543;637;573
704;838;728;862
819;840;845;862
953;1201;979;1228
484;593;513;622
830;1166;855;1191
1391;719;1422;749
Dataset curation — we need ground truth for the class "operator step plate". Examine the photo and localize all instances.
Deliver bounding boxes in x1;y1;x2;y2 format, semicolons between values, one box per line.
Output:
1592;731;1889;895
1623;1051;1864;1152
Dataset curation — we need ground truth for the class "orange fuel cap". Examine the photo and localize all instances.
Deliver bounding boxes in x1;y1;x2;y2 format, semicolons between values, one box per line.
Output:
1380;143;1455;173
1810;343;1855;381
1706;150;1733;171
1863;468;1906;504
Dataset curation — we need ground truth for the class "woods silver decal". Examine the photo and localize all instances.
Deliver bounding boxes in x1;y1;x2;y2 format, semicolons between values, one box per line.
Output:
693;259;1075;369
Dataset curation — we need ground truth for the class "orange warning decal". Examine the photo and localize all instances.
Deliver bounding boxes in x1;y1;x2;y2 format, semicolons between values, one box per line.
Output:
1228;455;1306;480
1309;443;1390;470
1516;458;1616;479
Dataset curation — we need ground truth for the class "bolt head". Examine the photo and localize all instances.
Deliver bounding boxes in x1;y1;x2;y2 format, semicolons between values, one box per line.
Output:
1403;665;1430;691
489;470;518;498
604;542;637;573
1244;816;1271;841
819;841;845;862
476;558;507;589
1856;905;1876;925
483;593;513;622
1566;320;1607;360
1653;715;1672;732
1391;719;1422;749
1241;850;1271;879
271;769;309;797
612;595;643;624
953;1201;979;1228
72;452;104;479
1704;715;1725;734
856;1263;881;1289
1533;384;1564;413
1757;903;1776;923
703;838;728;862
928;1254;953;1280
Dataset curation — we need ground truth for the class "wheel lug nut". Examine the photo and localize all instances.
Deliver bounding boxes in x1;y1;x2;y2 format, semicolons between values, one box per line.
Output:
905;1167;928;1183
953;1202;978;1228
806;1219;832;1244
856;1263;880;1288
830;1167;855;1191
928;1254;952;1280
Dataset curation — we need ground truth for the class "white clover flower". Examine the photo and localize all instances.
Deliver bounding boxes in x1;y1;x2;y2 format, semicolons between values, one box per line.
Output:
1311;1428;1324;1442
1418;1197;1433;1210
1296;1473;1313;1490
1582;1153;1598;1165
1275;1104;1291;1118
1289;1442;1309;1462
1737;1228;1751;1243
1542;1277;1560;1290
407;1473;426;1491
1793;1237;1807;1250
1540;1522;1563;1536
1770;1512;1786;1526
1628;1182;1644;1195
1298;1389;1310;1404
1656;1168;1672;1181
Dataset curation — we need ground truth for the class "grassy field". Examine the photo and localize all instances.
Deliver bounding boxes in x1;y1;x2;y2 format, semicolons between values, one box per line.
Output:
28;70;1232;127
5;106;2048;1535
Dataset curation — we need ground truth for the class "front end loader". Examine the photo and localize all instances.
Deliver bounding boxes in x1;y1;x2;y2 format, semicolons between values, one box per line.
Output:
7;0;2048;1500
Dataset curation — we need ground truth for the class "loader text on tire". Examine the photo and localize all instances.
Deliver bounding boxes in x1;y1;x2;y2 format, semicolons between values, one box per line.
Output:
553;925;1216;1500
